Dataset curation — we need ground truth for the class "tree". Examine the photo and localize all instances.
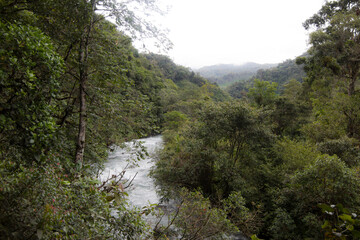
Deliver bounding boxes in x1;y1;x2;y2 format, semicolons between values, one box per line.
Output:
16;0;171;167
271;155;360;239
227;80;249;99
254;59;306;87
248;79;278;107
300;0;360;139
303;0;360;96
0;21;63;162
153;100;274;200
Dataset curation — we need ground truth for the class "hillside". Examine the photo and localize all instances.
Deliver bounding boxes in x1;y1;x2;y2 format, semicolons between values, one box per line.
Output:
227;58;306;98
253;58;306;86
196;62;277;87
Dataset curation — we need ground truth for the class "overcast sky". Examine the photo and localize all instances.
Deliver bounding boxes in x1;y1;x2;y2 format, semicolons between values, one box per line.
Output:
137;0;326;69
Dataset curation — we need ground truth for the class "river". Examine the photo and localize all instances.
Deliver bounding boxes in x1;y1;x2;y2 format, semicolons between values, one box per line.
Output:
101;135;163;210
101;135;248;240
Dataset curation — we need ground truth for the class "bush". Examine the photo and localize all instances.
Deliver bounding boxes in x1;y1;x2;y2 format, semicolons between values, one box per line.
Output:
271;155;360;239
154;188;238;240
0;155;146;239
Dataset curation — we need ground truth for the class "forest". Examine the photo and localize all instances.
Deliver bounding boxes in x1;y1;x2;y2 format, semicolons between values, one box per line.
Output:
1;0;360;239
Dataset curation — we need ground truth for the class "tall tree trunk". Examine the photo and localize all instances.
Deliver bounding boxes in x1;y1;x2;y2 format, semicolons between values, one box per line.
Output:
348;76;356;96
347;115;355;138
75;0;95;168
75;37;88;167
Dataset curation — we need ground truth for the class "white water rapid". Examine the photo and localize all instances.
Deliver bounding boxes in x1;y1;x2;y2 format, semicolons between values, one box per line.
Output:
101;135;248;240
102;135;163;210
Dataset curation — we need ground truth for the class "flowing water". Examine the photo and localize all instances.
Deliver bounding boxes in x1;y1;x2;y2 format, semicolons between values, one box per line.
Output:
101;135;248;239
101;135;163;210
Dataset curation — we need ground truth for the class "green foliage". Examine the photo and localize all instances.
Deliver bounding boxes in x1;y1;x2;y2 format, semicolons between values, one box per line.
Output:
226;58;306;100
226;80;249;99
159;188;238;239
274;138;320;173
248;79;278;107
319;204;360;239
222;191;261;236
0;21;63;160
0;155;146;239
303;0;360;96
152;100;275;238
156;100;273;197
146;54;229;119
282;79;303;102
317;136;360;167
85;21;165;144
144;53;206;86
270;97;310;137
272;155;360;239
3;0;360;239
0;0;171;239
254;58;306;87
251;235;264;240
163;111;188;131
151;2;360;239
302;90;360;142
268;208;297;240
292;154;360;211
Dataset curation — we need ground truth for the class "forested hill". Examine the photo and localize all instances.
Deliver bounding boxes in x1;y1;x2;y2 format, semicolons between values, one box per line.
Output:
144;53;207;86
144;53;231;110
253;58;306;86
227;57;306;98
196;62;277;87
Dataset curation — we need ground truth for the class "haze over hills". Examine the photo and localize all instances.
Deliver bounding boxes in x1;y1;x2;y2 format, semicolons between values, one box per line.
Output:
195;62;277;87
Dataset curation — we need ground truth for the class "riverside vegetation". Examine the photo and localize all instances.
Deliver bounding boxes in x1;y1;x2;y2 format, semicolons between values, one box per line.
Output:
1;0;360;239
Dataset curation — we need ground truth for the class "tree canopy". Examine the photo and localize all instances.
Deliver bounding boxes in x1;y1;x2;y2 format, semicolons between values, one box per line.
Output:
2;0;360;239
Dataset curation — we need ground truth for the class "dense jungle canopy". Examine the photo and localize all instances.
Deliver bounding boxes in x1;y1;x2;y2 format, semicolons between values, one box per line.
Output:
1;0;360;239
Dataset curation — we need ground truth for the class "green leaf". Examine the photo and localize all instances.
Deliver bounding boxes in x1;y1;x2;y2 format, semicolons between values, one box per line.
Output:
122;191;129;197
339;214;355;224
322;220;332;229
251;235;263;240
318;203;335;213
347;224;354;231
336;203;350;214
62;180;71;186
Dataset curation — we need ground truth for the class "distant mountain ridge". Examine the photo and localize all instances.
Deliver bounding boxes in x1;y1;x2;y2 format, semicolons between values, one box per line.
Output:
195;62;277;86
